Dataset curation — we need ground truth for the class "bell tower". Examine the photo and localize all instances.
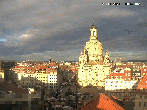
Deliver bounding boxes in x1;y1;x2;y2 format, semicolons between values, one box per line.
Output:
90;20;98;40
78;21;112;87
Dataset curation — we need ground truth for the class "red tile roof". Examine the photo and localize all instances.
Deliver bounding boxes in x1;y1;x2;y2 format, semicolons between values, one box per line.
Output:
14;66;25;68
47;68;57;71
50;62;56;65
137;75;147;94
0;81;29;95
78;93;124;110
65;68;78;73
117;65;133;69
36;65;48;69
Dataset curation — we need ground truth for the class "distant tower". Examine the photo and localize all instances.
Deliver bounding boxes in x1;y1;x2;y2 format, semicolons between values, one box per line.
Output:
80;49;83;55
104;50;110;64
49;59;51;63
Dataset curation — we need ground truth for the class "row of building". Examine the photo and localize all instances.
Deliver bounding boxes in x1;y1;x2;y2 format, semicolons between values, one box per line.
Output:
8;61;78;91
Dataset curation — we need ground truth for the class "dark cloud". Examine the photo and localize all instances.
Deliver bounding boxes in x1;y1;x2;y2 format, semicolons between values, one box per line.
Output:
0;0;146;61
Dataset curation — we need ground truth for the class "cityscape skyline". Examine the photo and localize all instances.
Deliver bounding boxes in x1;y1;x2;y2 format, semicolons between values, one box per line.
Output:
0;0;146;61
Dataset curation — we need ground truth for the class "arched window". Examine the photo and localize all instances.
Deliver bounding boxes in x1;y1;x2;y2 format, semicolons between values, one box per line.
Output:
93;31;95;36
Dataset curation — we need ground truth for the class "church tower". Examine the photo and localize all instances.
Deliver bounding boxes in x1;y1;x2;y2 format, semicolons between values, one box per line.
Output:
78;22;112;87
104;50;110;64
84;22;104;63
90;22;98;40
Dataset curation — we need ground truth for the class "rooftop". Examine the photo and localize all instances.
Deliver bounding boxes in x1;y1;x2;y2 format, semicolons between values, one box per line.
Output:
78;93;124;110
0;81;29;95
137;75;147;94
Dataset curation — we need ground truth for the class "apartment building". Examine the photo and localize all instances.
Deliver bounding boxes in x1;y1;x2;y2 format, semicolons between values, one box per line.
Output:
105;67;138;102
11;62;62;89
134;75;147;110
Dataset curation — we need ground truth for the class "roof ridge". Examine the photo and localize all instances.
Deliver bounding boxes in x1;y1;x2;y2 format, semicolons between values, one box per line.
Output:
101;94;123;109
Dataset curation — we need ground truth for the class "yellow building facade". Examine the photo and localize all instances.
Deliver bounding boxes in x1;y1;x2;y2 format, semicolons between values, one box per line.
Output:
0;69;4;82
78;23;112;87
12;66;58;89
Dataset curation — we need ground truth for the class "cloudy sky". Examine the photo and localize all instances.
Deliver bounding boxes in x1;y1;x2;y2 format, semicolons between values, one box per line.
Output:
0;0;146;61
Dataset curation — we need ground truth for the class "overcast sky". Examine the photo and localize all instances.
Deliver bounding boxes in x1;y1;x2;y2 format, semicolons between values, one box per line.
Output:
0;0;146;61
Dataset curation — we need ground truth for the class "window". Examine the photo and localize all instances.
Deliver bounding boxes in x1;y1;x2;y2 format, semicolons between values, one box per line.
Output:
144;102;146;107
120;76;123;79
128;73;130;76
93;31;95;36
140;95;142;98
140;88;143;92
145;69;146;71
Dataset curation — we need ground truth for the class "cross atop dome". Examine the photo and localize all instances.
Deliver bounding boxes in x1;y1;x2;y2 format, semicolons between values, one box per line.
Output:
90;21;98;39
91;20;97;29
